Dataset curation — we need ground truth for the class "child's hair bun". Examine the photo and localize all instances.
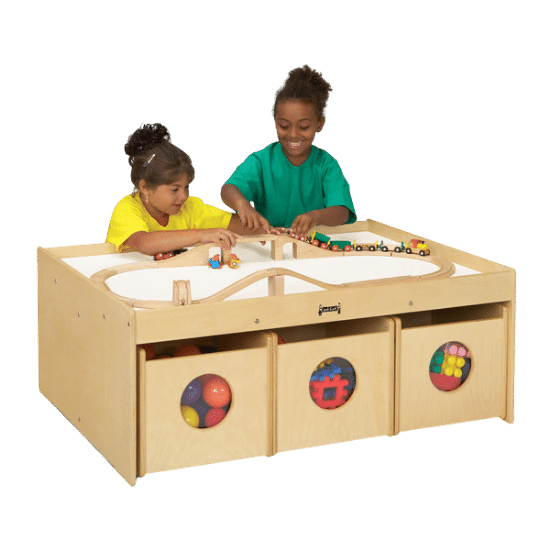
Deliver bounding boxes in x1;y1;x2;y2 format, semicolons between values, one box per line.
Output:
287;65;330;88
125;123;195;188
125;123;171;162
274;65;332;120
286;65;332;97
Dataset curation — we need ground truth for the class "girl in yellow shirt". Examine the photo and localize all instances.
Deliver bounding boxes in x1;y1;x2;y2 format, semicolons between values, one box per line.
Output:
107;123;272;255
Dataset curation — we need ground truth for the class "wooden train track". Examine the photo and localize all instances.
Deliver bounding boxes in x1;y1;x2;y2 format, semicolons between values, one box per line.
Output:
90;234;455;309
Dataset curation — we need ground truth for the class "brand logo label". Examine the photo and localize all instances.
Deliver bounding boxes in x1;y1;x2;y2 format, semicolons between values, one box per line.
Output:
318;303;341;316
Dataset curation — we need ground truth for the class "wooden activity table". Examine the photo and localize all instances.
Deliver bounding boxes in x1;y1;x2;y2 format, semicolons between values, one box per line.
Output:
37;220;515;485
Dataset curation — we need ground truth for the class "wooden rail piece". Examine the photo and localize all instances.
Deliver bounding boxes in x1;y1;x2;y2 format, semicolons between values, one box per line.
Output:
90;234;455;309
173;279;191;305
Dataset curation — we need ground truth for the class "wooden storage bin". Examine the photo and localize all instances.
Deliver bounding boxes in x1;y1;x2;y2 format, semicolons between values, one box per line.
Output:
396;304;509;432
138;332;275;475
274;318;395;453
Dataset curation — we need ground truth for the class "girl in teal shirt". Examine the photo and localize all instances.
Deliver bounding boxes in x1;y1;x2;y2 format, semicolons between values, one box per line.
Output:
222;65;356;237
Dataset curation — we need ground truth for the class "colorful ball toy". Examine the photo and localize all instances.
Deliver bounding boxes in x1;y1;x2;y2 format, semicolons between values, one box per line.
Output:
181;377;203;406
205;408;226;428
203;376;232;408
174;344;202;357
181;406;200;428
180;373;232;428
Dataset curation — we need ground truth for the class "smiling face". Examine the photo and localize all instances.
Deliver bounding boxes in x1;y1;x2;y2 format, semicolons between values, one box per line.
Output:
139;173;191;225
275;100;325;166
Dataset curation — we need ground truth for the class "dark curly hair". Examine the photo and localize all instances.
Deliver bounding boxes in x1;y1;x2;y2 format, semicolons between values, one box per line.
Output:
273;65;332;120
124;123;195;189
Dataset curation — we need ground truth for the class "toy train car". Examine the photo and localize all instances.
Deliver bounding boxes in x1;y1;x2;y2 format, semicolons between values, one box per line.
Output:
154;248;188;261
404;239;430;256
288;231;430;256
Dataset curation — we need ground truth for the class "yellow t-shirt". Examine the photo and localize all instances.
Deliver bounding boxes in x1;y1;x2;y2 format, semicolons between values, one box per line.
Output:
106;193;232;251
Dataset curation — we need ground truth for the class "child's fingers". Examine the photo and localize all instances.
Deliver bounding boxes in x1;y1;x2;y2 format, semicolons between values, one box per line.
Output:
291;219;304;236
240;214;253;229
261;221;276;234
293;216;313;237
239;212;255;230
301;222;313;235
263;220;281;235
217;230;240;248
239;208;260;230
250;216;263;231
255;215;269;232
218;234;235;248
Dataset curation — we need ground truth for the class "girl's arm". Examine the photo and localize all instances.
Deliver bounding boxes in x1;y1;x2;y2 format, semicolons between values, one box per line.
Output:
290;205;350;236
125;227;240;256
221;184;276;233
125;214;279;256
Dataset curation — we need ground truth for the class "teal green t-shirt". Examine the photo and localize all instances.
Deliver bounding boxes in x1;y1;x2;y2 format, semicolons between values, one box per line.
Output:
224;143;357;228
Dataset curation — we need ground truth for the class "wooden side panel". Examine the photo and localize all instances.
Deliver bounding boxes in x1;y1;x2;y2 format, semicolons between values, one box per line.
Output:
393;316;403;435
398;311;507;432
38;248;137;485
504;298;516;423
276;320;394;453
46;242;118;258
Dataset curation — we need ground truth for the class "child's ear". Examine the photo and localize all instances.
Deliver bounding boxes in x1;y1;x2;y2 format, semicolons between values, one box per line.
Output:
138;179;150;198
138;180;151;202
317;117;326;132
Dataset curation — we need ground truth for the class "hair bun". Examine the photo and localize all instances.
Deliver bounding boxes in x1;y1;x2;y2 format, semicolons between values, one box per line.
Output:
288;65;313;81
274;65;332;119
290;65;330;86
125;123;171;160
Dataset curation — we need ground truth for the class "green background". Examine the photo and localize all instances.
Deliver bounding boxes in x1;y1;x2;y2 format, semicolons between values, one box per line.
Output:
4;0;549;549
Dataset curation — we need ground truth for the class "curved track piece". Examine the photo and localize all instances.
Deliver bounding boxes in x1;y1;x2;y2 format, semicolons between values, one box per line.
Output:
90;235;455;309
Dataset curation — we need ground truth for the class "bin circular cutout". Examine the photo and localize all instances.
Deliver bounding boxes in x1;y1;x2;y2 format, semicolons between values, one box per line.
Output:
180;374;232;428
309;357;356;410
429;342;471;391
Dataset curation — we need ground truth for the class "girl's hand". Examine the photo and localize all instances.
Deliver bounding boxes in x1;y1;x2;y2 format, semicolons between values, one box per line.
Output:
198;228;241;248
290;211;321;237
